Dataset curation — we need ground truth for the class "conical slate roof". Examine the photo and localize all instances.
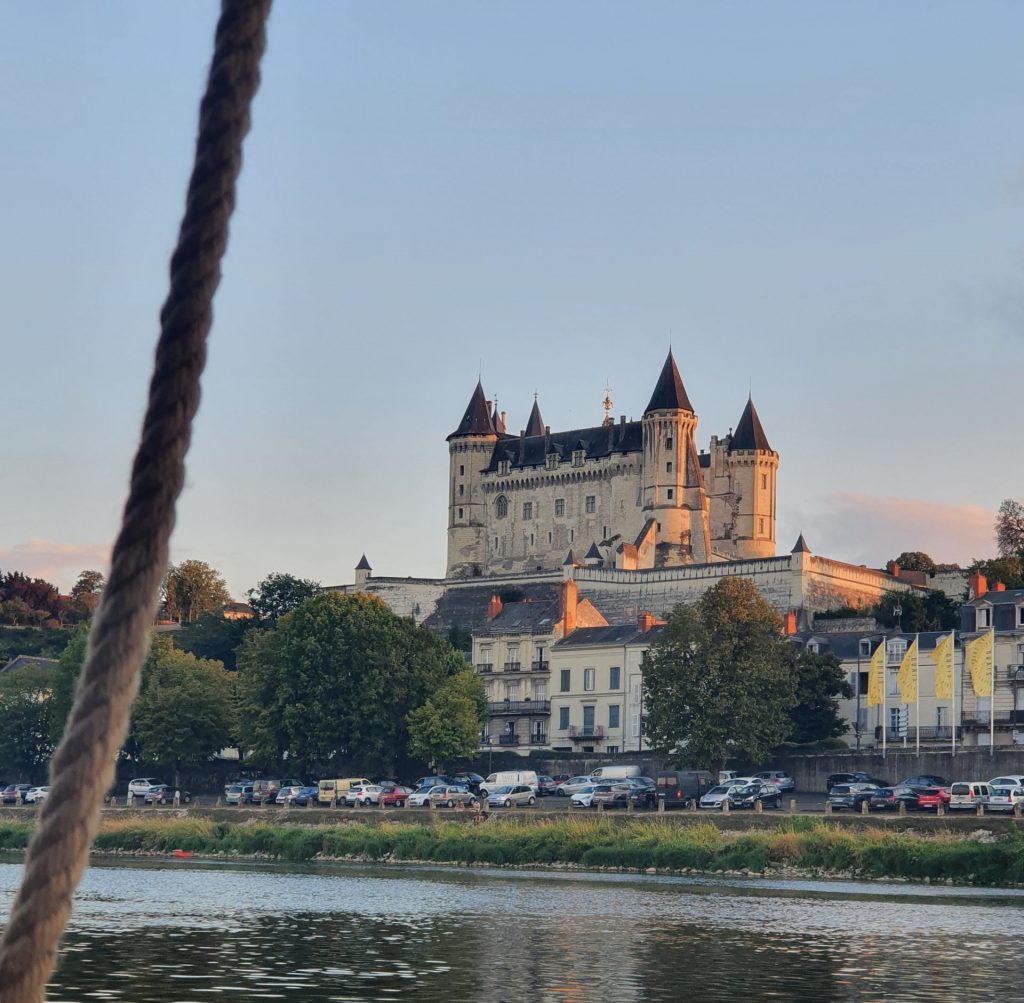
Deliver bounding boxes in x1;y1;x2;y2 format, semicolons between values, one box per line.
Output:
563;549;579;566
585;542;602;560
645;351;694;414
729;396;772;452
491;403;506;434
791;534;811;554
448;381;496;439
525;398;545;436
355;554;372;571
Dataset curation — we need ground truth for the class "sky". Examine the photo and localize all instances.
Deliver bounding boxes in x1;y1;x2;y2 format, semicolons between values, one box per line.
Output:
2;3;1022;598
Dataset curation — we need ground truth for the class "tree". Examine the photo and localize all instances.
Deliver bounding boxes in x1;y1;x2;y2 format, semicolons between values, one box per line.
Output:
162;560;231;624
174;612;251;671
996;498;1024;559
131;635;237;786
246;572;320;625
1;597;32;626
235;592;468;775
69;569;105;619
788;651;852;744
970;556;1024;591
874;589;960;631
0;665;55;776
406;669;486;768
889;551;936;574
50;624;89;742
642;577;797;773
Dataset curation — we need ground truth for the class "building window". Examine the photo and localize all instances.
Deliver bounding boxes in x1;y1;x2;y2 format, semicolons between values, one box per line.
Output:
605;746;620;754
548;531;552;544
666;436;673;449
978;607;992;629
505;682;519;701
560;669;570;692
458;484;464;496
761;473;767;490
496;495;508;519
546;454;558;470
759;517;765;533
569;529;574;543
584;667;595;691
559;706;569;730
458;508;463;518
498;459;511;475
572;449;585;467
530;533;534;546
609;666;621;690
667;489;674;500
887;668;899;697
609;704;620;728
555;498;565;517
523;502;533;520
666;462;672;473
459;465;464;476
859;639;872;657
1019;607;1024;627
806;641;819;654
585;496;596;514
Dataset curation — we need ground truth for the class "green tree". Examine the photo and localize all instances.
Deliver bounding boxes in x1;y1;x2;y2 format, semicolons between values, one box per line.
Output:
236;592;468;775
406;669;486;769
0;665;55;777
874;589;960;630
889;551;937;574
642;577;797;773
996;498;1024;559
788;650;852;744
174;612;251;671
132;635;237;786
246;572;321;625
969;556;1024;590
162;560;231;624
1;597;32;626
50;624;89;742
69;569;105;619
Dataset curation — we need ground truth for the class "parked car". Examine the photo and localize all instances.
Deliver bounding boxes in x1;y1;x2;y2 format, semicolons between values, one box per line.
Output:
429;784;476;808
698;785;733;810
591;783;632;809
143;785;193;805
827;783;879;811
536;776;559;796
287;786;320;807
273;785;306;806
415;775;450;790
867;787;919;811
556;776;597;798
948;782;990;810
552;773;572;784
727;782;781;810
127;778;165;798
487;784;536;808
449;773;485;792
23;786;48;804
753;771;795;793
988;775;1024;791
2;784;34;805
826;772;889;792
899;775;949;794
345;784;385;807
380;785;414;807
626;777;658;809
986;786;1024;813
408;785;446;807
916;787;951;811
656;770;716;809
568;785;598;808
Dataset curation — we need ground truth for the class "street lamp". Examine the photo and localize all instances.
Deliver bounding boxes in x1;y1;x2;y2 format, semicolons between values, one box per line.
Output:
893;601;903;631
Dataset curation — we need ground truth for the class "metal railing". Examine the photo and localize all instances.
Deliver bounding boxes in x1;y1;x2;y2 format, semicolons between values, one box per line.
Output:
487;699;551;715
503;662;522;672
476;664;493;673
530;660;550;672
497;734;520;746
567;725;604;740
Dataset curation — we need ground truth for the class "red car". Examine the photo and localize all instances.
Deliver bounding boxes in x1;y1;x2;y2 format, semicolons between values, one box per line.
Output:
380;786;414;807
916;787;951;811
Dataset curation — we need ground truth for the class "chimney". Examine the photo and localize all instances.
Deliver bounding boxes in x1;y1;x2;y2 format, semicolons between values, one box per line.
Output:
637;610;655;632
518;429;526;464
995;581;1006;592
487;594;503;620
560;578;578;636
544;425;551;454
969;570;988;599
500;410;507;430
887;561;901;579
783;610;797;636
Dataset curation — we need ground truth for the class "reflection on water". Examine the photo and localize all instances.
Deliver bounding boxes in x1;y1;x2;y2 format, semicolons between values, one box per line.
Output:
0;858;1021;1001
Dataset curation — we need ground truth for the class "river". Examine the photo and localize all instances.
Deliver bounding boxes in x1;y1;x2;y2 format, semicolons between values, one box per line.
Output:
2;857;1023;1001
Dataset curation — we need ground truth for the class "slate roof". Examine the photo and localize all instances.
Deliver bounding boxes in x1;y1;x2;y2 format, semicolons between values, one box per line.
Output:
476;598;560;636
972;589;1024;606
0;655;59;675
554;624;665;649
355;554;372;571
730;396;772;452
422;582;559;635
790;629;960;660
448;382;496;439
584;542;602;560
791;534;811;554
525;399;545;437
484;420;642;472
645;351;694;414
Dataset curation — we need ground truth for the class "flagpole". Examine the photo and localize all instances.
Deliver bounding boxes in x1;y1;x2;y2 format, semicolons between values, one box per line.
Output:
990;626;996;756
951;630;956;758
915;632;920;755
882;636;887;760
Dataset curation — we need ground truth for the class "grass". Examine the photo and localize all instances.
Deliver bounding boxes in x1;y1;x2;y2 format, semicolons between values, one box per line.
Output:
5;815;1024;886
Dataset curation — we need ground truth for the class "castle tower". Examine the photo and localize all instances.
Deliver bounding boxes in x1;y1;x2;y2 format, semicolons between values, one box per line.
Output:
641;352;711;565
446;381;498;577
726;396;779;558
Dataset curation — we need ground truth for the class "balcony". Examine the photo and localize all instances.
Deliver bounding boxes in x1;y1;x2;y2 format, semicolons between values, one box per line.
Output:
476;664;493;673
530;660;550;672
487;700;551;716
503;662;522;673
567;725;604;743
498;734;520;746
962;711;1024;727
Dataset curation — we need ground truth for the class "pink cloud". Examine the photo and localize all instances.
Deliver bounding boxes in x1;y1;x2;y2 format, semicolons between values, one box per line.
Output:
0;539;111;592
792;493;995;569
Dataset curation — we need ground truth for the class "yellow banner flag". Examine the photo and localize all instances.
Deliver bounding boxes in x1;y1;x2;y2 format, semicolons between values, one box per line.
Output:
897;638;918;703
933;633;954;700
866;639;885;707
965;631;993;697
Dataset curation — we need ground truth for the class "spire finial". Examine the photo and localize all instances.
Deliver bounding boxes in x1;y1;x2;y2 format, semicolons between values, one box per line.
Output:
602;382;613;427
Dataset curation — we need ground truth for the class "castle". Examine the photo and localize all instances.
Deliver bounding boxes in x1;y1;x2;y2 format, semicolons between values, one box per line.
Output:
446;351;778;578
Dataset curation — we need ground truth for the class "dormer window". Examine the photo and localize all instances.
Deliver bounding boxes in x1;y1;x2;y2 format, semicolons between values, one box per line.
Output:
546;453;558;471
572;448;585;467
807;641;819;654
977;606;992;629
859;640;872;657
1018;606;1024;627
498;459;511;475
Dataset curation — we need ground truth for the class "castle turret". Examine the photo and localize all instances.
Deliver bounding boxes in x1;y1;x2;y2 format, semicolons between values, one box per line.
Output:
446;381;498;577
641;351;711;565
525;397;545;437
726;396;779;558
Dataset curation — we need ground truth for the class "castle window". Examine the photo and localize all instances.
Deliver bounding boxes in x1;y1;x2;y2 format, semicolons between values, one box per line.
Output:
569;529;574;542
498;459;510;475
555;498;565;517
667;489;673;500
585;496;596;514
666;462;672;473
666;436;673;449
759;517;765;534
458;508;463;519
523;502;533;520
762;474;767;490
459;484;464;496
459;465;464;476
546;454;558;471
548;531;552;544
530;533;534;546
572;449;585;467
496;496;508;519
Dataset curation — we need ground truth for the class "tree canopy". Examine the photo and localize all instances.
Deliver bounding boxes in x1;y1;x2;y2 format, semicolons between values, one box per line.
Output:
874;589;960;631
642;577;797;772
970;556;1024;591
889;551;937;573
162;560;231;623
788;650;852;745
0;665;55;777
406;668;486;768
246;572;321;625
996;498;1024;559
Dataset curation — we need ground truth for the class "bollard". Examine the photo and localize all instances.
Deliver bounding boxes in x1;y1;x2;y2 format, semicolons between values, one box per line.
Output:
215;796;221;808
825;802;832;815
657;798;665;814
689;797;697;813
754;799;763;813
627;796;633;812
597;799;605;812
721;799;729;815
977;803;985;817
127;793;134;809
108;796;116;809
1015;801;1022;819
173;790;181;807
789;798;796;815
898;800;906;816
936;802;944;817
861;799;868;815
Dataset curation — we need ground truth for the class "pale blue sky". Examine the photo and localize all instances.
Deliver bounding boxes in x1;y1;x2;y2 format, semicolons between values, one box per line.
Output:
2;3;1022;596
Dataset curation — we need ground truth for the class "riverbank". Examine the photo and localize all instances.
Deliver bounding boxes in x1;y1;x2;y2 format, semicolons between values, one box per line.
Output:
3;814;1024;886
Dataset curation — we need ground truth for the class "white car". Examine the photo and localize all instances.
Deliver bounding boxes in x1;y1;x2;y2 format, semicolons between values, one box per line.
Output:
23;787;48;803
407;785;445;807
987;785;1024;812
275;785;306;805
557;777;597;798
487;784;536;808
345;784;384;806
127;778;166;798
699;785;735;809
569;785;599;808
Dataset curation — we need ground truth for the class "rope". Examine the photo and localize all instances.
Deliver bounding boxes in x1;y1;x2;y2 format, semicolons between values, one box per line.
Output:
0;4;271;998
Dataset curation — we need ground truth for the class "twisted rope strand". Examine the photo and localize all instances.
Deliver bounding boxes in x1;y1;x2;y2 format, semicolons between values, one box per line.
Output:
0;4;271;999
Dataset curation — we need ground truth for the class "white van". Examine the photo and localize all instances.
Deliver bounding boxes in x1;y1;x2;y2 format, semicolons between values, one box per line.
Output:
480;770;538;795
589;765;641;780
948;782;990;810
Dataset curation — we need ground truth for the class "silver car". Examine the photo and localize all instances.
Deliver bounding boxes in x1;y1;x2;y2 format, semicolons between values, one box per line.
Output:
699;785;734;809
486;784;536;808
754;770;796;793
